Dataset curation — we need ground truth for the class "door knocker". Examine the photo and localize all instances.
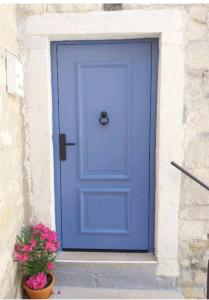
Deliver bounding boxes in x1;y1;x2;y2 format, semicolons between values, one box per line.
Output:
99;111;109;126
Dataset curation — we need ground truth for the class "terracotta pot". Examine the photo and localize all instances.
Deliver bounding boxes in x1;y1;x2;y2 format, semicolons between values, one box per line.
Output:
23;272;55;299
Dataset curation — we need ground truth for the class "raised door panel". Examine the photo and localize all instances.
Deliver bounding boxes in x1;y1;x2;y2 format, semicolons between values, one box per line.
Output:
78;62;131;180
79;188;130;234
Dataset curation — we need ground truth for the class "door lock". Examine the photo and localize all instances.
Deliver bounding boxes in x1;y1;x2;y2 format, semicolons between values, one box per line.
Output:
59;133;76;161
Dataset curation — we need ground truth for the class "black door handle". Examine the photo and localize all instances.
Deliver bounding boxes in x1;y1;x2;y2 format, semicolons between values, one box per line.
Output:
99;111;109;126
59;133;76;161
66;142;76;146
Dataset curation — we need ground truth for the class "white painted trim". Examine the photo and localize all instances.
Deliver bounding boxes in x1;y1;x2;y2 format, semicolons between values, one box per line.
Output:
23;10;182;37
56;259;158;264
56;251;157;264
20;9;183;278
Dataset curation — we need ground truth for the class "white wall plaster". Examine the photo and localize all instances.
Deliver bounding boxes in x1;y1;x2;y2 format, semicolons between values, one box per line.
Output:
20;9;184;277
0;5;24;298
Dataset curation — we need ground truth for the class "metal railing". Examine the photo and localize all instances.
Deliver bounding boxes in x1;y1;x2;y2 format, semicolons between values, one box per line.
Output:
171;161;209;298
171;161;209;191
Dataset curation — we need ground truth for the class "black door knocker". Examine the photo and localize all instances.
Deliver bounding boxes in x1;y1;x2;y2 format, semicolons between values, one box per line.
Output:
99;111;109;126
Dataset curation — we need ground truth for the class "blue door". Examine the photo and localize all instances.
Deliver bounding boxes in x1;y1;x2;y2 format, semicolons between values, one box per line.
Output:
52;39;158;251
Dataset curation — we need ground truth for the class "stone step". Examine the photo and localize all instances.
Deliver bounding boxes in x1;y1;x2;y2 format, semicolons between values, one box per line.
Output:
52;286;183;299
54;252;177;290
54;262;176;290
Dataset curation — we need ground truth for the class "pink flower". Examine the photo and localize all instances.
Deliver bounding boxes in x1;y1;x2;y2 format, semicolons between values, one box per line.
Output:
34;223;47;233
47;262;54;270
44;241;57;253
41;231;57;243
23;245;32;253
15;223;60;276
15;253;29;262
47;231;57;242
15;243;22;251
26;273;47;290
30;239;37;249
55;241;60;250
40;233;48;240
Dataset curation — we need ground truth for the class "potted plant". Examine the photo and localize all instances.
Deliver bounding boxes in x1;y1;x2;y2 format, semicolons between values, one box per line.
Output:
14;223;59;299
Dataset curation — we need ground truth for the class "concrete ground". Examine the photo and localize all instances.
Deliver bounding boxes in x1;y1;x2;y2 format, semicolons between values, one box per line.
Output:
52;286;183;299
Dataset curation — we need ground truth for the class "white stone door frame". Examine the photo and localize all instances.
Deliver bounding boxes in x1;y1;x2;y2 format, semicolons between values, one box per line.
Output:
20;9;184;277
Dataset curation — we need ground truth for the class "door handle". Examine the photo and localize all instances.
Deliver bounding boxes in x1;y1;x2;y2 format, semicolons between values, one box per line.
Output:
59;133;76;161
99;111;109;126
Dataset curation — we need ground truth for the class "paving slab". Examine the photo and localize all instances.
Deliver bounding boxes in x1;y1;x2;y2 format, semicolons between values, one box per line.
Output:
52;286;183;299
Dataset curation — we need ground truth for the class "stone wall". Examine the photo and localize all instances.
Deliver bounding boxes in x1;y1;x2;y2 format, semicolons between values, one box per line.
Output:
0;4;24;299
179;5;209;299
10;3;209;299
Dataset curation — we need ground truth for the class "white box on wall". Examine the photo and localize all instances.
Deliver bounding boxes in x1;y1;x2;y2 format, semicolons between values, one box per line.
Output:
6;50;24;97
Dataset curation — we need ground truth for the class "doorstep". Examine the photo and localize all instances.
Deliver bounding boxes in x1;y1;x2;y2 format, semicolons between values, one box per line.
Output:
56;251;157;264
54;252;177;290
52;286;183;299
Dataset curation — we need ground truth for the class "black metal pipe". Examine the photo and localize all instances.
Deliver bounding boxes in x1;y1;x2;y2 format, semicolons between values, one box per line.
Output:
171;161;209;191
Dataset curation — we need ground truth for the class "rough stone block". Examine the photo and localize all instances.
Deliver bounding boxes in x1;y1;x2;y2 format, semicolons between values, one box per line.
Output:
184;134;209;168
179;220;209;240
184;286;205;299
189;240;209;252
180;170;209;205
194;270;207;285
179;270;192;284
184;99;209;132
189;6;207;24
185;16;206;40
16;4;47;20
186;41;209;69
201;70;209;97
180;206;209;221
46;4;102;13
